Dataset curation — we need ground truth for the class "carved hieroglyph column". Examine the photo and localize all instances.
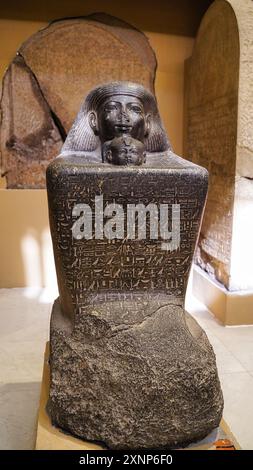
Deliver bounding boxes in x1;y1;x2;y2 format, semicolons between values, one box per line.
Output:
184;0;253;319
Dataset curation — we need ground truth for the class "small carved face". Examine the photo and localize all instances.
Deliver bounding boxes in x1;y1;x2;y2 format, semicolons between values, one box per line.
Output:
95;95;149;143
104;136;146;166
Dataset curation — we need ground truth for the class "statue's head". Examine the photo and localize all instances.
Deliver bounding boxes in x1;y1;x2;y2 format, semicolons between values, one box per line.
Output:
91;94;149;143
103;136;146;166
62;81;170;156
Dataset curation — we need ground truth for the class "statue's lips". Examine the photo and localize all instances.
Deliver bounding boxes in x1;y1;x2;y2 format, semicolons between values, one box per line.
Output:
114;124;132;132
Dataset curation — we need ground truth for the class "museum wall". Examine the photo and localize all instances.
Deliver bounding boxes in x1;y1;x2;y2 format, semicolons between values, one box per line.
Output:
0;18;194;287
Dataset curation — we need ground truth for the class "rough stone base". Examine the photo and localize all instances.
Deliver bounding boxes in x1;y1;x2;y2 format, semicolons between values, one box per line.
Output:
48;295;223;449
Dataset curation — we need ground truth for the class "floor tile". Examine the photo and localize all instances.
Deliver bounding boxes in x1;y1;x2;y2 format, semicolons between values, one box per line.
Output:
220;372;253;450
0;381;41;450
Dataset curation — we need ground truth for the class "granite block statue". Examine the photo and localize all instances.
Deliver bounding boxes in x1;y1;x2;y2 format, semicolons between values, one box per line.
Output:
46;81;223;449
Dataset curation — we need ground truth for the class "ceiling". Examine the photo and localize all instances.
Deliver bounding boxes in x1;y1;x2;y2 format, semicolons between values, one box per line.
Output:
0;0;214;36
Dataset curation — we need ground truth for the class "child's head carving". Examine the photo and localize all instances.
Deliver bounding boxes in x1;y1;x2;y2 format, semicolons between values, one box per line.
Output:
103;136;146;166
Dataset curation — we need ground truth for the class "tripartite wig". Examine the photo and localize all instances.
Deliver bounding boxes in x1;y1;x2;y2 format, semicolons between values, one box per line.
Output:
62;81;170;155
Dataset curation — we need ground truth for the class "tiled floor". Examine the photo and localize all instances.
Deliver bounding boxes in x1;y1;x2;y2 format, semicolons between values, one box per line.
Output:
186;295;253;450
0;288;52;450
0;287;253;449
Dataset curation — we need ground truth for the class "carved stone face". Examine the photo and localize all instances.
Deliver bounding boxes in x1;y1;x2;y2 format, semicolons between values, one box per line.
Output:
104;136;146;166
63;82;170;155
95;95;148;143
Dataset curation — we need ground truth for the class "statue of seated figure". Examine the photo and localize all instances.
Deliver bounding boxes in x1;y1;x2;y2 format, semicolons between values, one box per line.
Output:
46;81;223;449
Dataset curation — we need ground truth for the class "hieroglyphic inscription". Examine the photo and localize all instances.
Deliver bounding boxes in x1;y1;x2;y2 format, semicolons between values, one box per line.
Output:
184;0;240;288
47;162;207;316
187;92;237;285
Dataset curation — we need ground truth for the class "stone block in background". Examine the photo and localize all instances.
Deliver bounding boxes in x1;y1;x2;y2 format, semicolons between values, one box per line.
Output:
0;55;62;188
0;14;156;188
184;0;253;292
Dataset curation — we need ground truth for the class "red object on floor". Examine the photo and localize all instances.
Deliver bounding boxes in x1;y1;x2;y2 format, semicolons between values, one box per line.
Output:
214;439;236;450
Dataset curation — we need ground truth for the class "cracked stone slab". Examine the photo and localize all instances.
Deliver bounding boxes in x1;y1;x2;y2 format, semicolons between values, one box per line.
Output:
0;15;156;188
0;55;63;188
184;0;253;290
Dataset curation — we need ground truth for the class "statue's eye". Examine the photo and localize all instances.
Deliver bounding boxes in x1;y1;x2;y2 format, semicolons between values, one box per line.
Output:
104;104;117;112
129;105;142;113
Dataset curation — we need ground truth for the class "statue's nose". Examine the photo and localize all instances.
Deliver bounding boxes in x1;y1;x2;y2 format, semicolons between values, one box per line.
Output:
119;108;130;122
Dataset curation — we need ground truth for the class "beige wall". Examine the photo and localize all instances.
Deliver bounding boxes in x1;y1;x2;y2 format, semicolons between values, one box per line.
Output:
0;18;193;287
0;189;57;288
147;32;193;156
